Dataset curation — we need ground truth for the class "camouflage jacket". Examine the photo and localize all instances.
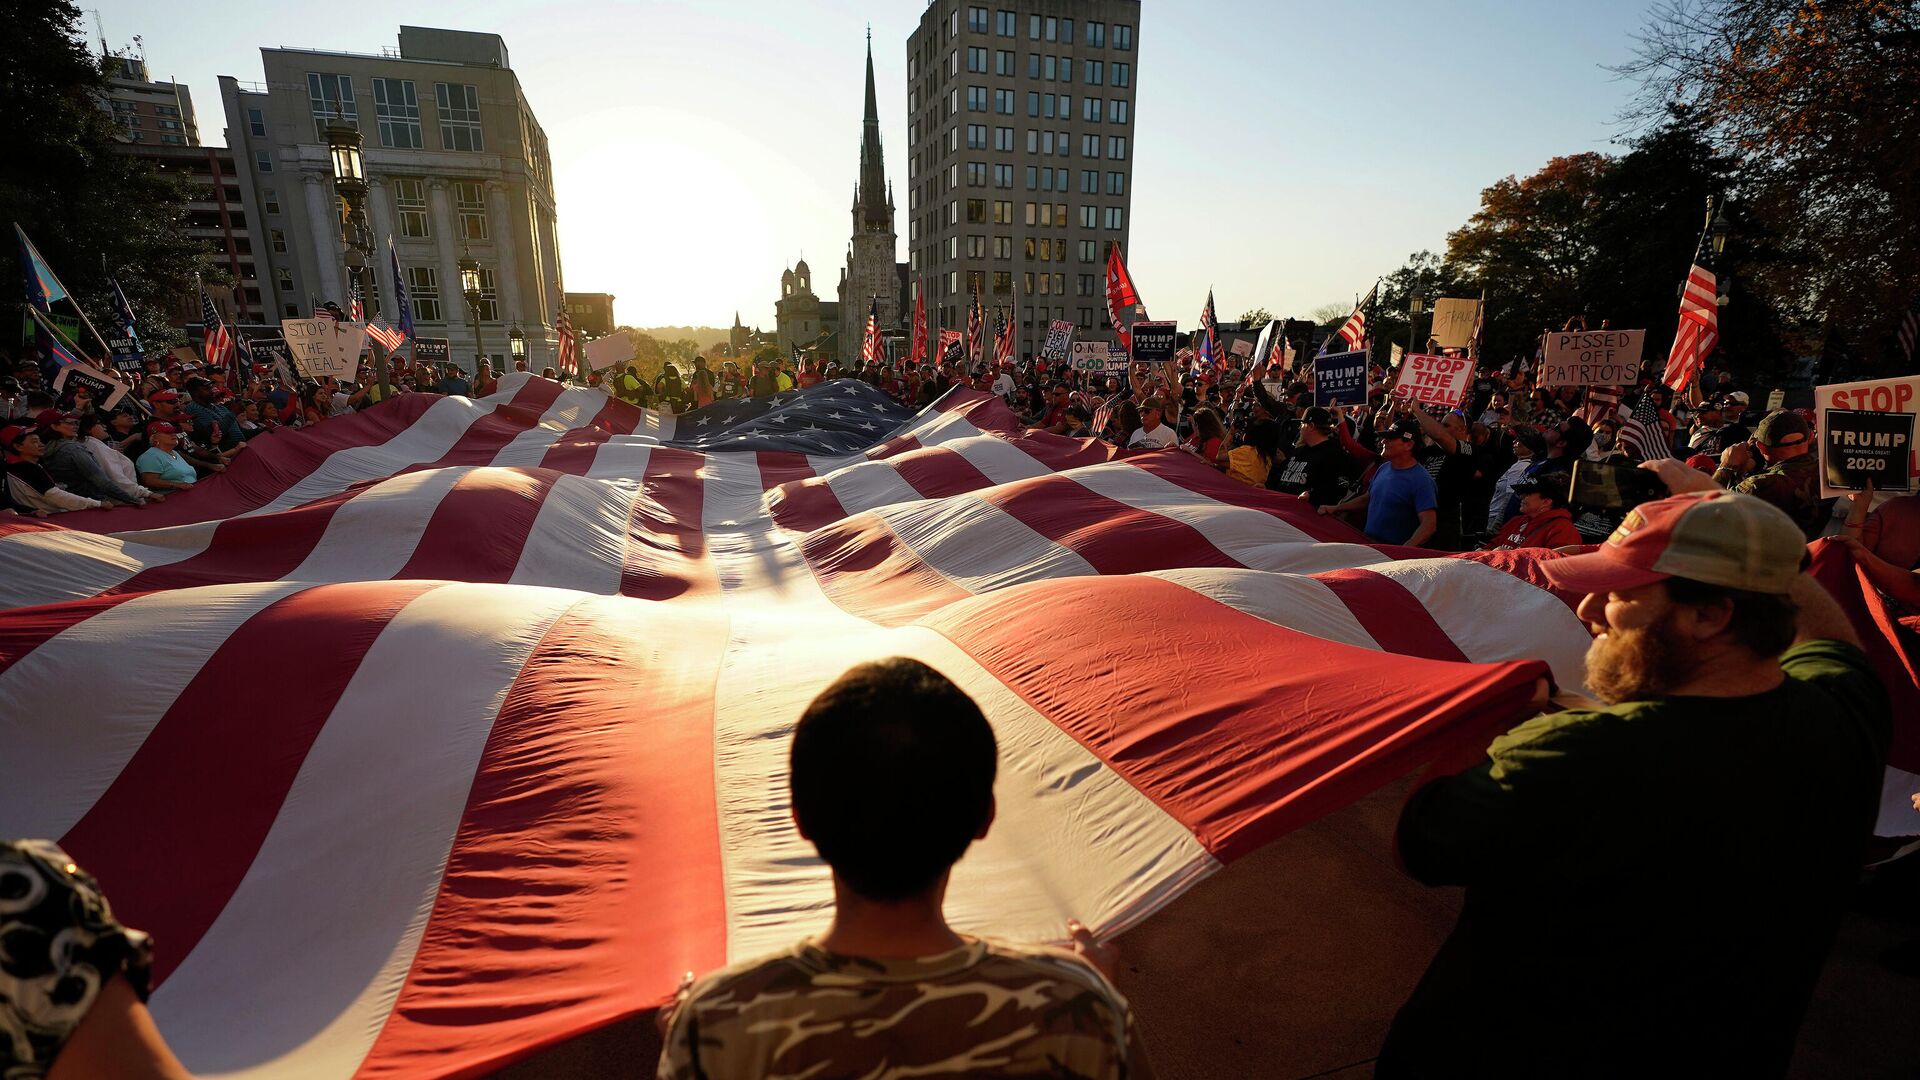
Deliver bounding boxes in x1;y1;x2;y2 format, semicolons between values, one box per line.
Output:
658;936;1133;1079
1733;452;1829;541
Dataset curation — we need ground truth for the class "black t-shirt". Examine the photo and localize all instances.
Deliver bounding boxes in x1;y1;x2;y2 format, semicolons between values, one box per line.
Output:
1271;438;1355;505
1386;641;1891;1077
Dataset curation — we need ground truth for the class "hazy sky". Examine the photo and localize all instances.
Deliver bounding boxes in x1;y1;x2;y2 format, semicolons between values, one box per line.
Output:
96;0;1660;329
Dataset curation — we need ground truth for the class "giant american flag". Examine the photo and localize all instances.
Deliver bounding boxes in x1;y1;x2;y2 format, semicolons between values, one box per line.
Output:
2;375;1913;1078
1662;228;1721;391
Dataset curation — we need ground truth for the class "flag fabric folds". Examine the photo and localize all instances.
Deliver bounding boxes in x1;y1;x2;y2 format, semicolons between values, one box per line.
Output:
556;307;577;377
910;280;928;365
110;279;144;356
7;375;1906;1078
1662;230;1721;391
1616;390;1671;461
199;285;234;371
1106;244;1144;351
366;319;406;352
388;238;415;342
966;290;984;365
1336;282;1378;350
993;306;1015;366
862;297;883;368
15;223;70;309
1197;289;1219;369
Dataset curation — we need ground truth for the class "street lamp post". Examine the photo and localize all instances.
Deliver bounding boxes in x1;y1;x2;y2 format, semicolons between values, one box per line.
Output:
325;120;389;400
459;251;486;374
1406;295;1426;361
508;324;526;372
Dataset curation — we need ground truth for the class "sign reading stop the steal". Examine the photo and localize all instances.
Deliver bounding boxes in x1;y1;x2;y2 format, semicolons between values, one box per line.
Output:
282;318;366;381
1388;353;1473;408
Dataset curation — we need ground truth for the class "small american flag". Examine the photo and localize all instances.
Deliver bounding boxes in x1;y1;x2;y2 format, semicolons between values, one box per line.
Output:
556;306;577;376
200;284;234;370
316;301;346;324
1091;401;1113;437
349;280;364;323
1662;228;1721;391
1897;290;1920;364
862;297;883;367
1580;385;1622;426
366;319;406;352
993;306;1015;367
1199;289;1220;368
966;292;984;366
1617;390;1672;462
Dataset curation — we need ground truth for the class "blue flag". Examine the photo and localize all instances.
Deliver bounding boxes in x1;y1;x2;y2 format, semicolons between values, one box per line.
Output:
388;238;414;341
16;224;70;310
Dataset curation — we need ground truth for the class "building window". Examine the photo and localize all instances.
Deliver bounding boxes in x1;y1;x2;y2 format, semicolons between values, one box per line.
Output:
967;123;987;149
276;267;294;293
1086;60;1104;85
473;268;499;321
435;83;484;151
967;234;986;258
1108;135;1127;159
994;126;1013;151
966;161;986;186
968;6;988;33
1025;165;1038;190
248;108;266;136
1115;25;1133;50
1058;130;1070;157
996;49;1013;75
1084;98;1102;122
1082;134;1101;158
1081;169;1098;193
994;163;1013;187
1026;91;1038;117
270;229;288;253
1105;207;1124;230
1079;240;1097;262
1045;16;1058;41
1088;22;1106;47
968;46;987;72
1107;171;1125;195
255;149;273;172
967;85;987;111
993;200;1013;224
1029;13;1041;39
948;51;959;77
1079;205;1097;228
1111;99;1129;124
995;88;1013;114
1028;53;1040;79
994;271;1013;294
307;72;356;139
159;133;185;145
947;235;959;260
994;235;1012;258
1044;55;1056;81
967;198;986;222
1062;19;1074;44
1059;55;1073;83
1026;128;1038;153
262;188;280;214
408;266;442;322
372;78;422;149
1114;63;1131;87
454;181;489;239
996;10;1014;36
1078;273;1095;296
394;178;429;238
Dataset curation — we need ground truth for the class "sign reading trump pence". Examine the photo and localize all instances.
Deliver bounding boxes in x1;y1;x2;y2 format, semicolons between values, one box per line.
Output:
1388;353;1473;408
1313;350;1369;407
1539;330;1644;387
282;318;367;381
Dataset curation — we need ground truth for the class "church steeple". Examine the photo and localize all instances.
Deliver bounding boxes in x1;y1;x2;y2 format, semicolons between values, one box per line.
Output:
855;27;891;235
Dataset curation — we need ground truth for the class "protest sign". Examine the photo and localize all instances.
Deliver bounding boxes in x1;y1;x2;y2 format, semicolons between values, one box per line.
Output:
582;335;631;372
936;328;964;366
282;318;367;381
413;338;452;367
1429;298;1479;349
1538;330;1645;387
1816;375;1920;492
1229;337;1253;358
1313;350;1369;407
52;360;128;411
1070;340;1109;372
1766;389;1785;411
1821;408;1913;497
1105;345;1131;373
1043;320;1075;362
1129;320;1177;365
1388;352;1474;408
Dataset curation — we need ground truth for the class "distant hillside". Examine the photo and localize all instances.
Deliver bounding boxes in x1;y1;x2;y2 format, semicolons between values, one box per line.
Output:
624;326;733;350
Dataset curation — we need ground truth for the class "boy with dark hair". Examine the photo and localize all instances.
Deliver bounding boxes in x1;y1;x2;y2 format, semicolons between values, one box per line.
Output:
659;658;1140;1079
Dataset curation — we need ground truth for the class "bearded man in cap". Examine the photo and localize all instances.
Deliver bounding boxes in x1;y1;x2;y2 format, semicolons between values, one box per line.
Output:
1380;490;1889;1078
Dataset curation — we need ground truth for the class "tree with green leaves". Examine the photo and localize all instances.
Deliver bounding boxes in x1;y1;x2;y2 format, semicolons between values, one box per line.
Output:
1;0;211;353
1237;307;1272;330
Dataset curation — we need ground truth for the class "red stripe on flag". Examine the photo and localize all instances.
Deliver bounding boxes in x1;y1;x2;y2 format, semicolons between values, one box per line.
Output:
356;599;731;1077
56;581;443;986
105;484;369;595
800;512;972;625
1312;568;1471;663
919;574;1549;860
395;468;563;583
405;379;567;474
536;423;613;475
977;472;1241;576
621;448;716;601
768;472;853;534
889;446;996;501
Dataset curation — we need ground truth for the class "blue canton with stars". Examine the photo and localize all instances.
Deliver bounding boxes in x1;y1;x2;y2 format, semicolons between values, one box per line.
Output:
665;379;916;455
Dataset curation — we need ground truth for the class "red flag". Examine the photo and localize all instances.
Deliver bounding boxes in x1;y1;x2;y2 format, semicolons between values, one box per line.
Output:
1106;244;1145;351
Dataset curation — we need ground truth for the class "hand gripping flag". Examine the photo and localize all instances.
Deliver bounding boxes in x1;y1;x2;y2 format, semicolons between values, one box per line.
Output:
1;372;1914;1077
1106;243;1145;351
388;238;415;342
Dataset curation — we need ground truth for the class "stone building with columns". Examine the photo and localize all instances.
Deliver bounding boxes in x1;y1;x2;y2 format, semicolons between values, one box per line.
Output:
217;26;563;372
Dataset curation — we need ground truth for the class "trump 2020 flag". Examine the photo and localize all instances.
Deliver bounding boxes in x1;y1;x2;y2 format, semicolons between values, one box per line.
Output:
388;237;414;341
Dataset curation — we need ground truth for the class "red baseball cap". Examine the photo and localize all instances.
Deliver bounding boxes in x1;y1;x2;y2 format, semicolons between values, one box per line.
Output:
147;421;179;435
34;409;76;428
1;425;29;447
149;389;180;403
1541;490;1806;596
